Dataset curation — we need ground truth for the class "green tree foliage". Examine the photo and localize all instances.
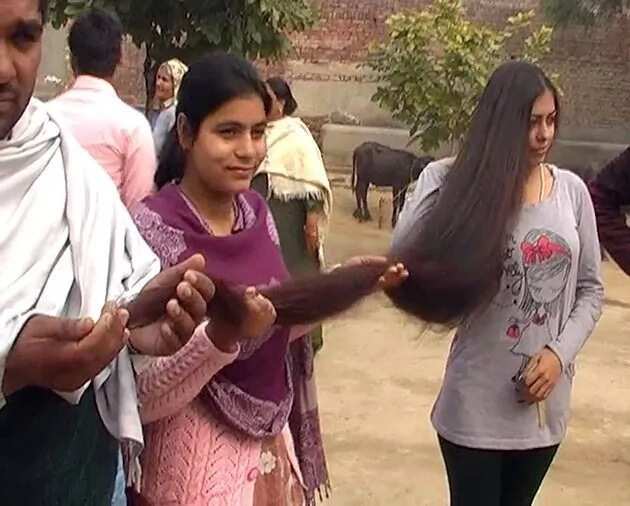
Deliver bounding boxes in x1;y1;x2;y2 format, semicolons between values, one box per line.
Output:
365;0;555;152
542;0;630;25
47;0;316;107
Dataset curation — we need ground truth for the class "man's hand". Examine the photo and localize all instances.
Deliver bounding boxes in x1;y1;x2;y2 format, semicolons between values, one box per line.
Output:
2;255;218;397
3;306;129;397
126;254;216;356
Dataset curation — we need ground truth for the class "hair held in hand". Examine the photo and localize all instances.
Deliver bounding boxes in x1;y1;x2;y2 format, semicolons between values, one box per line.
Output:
132;60;557;331
208;61;560;329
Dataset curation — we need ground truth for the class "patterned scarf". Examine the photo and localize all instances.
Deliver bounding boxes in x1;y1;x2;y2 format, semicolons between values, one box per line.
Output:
133;185;329;503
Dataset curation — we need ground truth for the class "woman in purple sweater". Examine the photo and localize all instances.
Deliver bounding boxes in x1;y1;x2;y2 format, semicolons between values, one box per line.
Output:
130;51;325;506
127;51;405;506
392;61;603;505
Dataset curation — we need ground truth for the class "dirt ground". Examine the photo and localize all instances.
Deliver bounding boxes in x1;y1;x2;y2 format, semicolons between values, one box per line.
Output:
315;184;630;505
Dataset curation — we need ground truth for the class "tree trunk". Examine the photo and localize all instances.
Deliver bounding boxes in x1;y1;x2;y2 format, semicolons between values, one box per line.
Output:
143;44;157;116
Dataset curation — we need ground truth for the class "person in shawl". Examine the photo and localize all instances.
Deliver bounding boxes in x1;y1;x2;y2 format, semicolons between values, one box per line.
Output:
130;52;404;506
251;77;332;355
152;58;188;157
0;1;219;504
250;76;333;502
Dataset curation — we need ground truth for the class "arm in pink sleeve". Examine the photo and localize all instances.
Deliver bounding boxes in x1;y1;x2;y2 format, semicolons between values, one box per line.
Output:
121;119;157;208
134;322;239;424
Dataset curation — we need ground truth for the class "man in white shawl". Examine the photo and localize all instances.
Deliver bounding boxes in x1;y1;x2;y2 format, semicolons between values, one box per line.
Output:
0;1;215;504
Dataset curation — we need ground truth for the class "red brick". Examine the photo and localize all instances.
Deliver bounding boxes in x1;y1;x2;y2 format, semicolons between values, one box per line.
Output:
113;1;630;135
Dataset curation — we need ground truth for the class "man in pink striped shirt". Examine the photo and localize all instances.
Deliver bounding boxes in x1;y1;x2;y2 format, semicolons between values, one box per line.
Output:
48;8;156;209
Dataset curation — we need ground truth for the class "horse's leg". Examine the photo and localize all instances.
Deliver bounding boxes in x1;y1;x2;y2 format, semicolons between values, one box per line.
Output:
363;184;372;221
353;178;363;220
356;182;369;221
378;197;385;229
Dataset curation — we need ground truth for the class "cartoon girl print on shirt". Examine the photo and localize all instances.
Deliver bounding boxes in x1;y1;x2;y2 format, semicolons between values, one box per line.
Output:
494;229;572;379
493;234;524;310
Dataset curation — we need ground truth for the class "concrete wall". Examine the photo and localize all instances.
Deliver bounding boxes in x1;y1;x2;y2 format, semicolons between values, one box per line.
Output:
287;63;393;126
320;124;627;170
322;125;414;167
35;27;71;100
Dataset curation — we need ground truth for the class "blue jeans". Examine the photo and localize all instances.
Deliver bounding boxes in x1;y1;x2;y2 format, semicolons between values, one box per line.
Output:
111;450;128;506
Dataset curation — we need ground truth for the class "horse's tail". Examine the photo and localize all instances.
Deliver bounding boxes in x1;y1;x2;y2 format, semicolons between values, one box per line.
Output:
352;149;358;193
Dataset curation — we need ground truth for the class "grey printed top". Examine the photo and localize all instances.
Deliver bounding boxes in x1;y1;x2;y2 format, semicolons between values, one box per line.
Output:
392;159;604;450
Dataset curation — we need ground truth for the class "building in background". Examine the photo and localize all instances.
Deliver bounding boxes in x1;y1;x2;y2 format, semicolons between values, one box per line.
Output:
38;0;630;167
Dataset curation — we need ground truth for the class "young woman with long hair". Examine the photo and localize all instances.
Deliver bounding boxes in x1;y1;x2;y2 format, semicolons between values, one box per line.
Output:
251;77;332;354
243;60;602;505
389;60;603;505
129;57;601;505
128;52;404;506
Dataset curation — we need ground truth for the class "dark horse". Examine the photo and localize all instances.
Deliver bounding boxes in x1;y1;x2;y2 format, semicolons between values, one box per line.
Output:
352;142;434;227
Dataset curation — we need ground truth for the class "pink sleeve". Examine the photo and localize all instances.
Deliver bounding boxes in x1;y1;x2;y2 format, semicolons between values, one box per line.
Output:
134;322;239;424
121;119;157;209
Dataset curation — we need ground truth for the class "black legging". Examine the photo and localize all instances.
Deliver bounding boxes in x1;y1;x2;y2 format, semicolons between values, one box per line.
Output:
439;435;559;506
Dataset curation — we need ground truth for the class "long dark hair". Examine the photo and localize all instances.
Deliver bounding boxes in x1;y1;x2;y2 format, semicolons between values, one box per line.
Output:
155;52;272;189
385;60;561;324
267;77;298;116
138;61;560;331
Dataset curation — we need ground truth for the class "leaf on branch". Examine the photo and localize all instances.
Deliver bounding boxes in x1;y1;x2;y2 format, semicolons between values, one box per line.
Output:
365;0;557;152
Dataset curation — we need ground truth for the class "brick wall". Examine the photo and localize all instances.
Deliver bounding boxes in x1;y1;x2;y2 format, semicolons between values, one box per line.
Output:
112;39;147;107
112;0;630;140
293;0;543;64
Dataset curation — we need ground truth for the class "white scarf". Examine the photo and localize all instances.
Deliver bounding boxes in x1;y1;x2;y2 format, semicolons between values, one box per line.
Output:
257;116;333;265
0;99;160;482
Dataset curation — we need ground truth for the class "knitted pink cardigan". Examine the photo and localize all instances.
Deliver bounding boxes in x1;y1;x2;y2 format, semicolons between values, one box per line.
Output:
134;323;304;505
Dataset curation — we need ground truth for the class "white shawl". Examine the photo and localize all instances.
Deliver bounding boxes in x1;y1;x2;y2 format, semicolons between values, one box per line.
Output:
257;116;333;265
0;99;160;481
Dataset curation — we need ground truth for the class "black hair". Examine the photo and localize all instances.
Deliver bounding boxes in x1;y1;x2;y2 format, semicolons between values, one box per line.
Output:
247;61;561;328
155;51;272;189
267;77;298;116
68;8;122;79
148;61;563;335
387;60;561;323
